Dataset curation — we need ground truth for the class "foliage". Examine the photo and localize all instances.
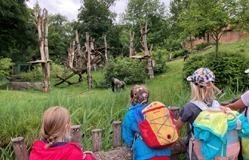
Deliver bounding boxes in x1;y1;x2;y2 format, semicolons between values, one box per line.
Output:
182;52;249;91
172;49;190;59
122;0;170;50
0;0;37;62
232;0;249;32
194;42;215;51
19;63;71;82
0;58;12;78
167;0;189;51
152;50;167;74
77;0;115;46
100;57;147;88
48;14;73;63
178;0;240;56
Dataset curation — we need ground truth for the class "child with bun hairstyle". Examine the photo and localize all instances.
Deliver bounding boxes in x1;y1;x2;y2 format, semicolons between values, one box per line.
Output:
122;85;171;160
29;106;95;160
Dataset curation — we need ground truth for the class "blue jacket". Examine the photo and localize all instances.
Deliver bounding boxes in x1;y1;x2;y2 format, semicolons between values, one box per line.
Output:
122;103;171;160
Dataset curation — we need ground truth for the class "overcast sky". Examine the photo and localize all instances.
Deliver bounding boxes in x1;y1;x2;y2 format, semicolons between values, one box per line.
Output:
26;0;170;22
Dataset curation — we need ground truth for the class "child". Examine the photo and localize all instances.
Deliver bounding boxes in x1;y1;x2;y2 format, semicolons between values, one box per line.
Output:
122;85;171;160
29;106;95;160
175;68;222;160
225;68;249;111
224;68;249;159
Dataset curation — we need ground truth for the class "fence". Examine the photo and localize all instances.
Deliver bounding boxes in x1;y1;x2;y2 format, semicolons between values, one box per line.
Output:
11;107;187;160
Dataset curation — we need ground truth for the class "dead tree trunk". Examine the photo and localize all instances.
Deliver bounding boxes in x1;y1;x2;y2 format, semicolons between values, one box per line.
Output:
140;23;154;79
85;32;92;89
75;30;83;69
37;9;50;92
104;35;108;67
129;31;135;57
68;41;75;69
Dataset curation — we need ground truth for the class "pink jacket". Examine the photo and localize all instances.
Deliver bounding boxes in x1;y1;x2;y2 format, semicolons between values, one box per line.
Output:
29;140;84;160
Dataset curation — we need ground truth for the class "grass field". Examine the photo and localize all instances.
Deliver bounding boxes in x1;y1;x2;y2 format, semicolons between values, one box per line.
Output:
0;38;249;159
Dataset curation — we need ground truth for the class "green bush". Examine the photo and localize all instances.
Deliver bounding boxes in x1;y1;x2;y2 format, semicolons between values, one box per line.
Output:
0;58;12;80
152;50;167;74
172;49;190;59
194;42;215;51
97;57;147;88
19;63;71;82
182;52;249;91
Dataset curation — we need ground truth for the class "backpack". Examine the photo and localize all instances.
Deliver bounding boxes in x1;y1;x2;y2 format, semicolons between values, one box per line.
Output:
240;104;249;159
136;101;179;149
190;100;241;160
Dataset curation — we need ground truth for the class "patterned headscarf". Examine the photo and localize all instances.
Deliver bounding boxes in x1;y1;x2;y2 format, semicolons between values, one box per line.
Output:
187;68;222;94
130;85;149;105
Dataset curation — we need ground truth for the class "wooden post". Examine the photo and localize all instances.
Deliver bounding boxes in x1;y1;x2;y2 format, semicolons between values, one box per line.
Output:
92;129;102;152
70;125;82;146
170;137;187;160
11;137;29;160
113;121;122;148
170;106;180;120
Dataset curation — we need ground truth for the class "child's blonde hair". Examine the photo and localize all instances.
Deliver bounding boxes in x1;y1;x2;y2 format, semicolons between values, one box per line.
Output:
190;83;215;103
130;85;149;105
41;106;71;146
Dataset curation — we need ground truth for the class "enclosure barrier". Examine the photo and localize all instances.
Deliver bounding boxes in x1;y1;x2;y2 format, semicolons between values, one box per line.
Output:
11;107;187;160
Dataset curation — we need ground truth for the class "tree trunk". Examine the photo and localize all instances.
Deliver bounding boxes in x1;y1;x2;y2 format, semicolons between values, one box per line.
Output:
85;32;92;89
37;8;50;93
104;35;108;66
129;31;135;57
75;30;83;69
43;9;50;93
140;23;154;79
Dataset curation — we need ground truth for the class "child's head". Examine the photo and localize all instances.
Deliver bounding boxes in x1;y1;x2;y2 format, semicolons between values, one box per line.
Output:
187;68;220;102
130;85;149;105
41;106;71;144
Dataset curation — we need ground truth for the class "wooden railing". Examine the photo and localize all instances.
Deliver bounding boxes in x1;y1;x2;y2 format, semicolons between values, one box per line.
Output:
11;107;187;160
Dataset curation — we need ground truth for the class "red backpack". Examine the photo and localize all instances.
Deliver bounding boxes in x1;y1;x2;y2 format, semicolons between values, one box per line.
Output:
137;101;179;149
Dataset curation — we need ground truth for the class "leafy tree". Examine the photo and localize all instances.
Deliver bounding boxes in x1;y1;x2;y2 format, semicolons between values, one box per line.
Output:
48;14;74;63
233;0;249;31
122;0;170;50
178;0;238;57
166;0;189;51
77;0;115;46
0;0;37;62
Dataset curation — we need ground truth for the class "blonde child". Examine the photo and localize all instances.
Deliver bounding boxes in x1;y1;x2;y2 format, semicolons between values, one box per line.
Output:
29;106;95;160
122;85;171;160
175;68;222;160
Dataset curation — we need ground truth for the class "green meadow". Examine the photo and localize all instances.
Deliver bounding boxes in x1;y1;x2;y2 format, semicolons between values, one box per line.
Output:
0;38;249;159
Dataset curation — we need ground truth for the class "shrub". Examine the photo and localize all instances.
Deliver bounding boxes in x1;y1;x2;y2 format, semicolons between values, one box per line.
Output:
19;63;71;82
182;52;249;91
0;58;12;80
172;49;190;59
97;57;147;88
194;42;215;51
152;50;167;74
